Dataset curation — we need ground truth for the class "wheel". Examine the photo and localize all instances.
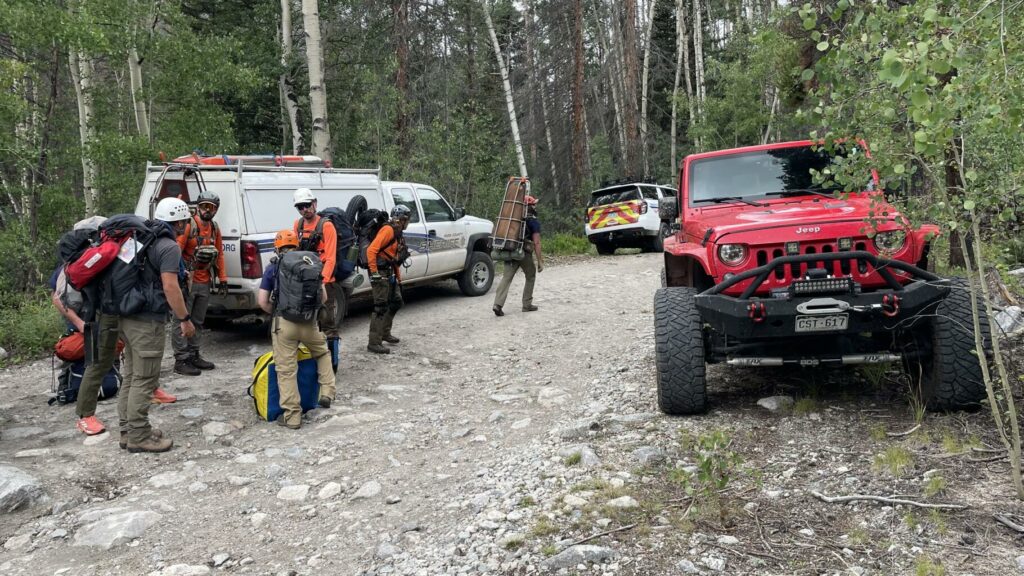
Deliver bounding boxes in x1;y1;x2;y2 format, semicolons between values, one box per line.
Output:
596;242;616;255
653;287;708;414
908;278;989;410
345;195;368;223
458;251;494;296
650;223;669;252
660;269;667;288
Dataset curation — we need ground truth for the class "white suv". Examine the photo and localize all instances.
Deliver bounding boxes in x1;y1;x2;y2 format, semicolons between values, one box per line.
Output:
584;182;675;254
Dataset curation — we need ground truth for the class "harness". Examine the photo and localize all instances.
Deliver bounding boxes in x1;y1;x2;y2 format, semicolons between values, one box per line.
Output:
375;224;405;270
295;216;325;253
184;216;220;272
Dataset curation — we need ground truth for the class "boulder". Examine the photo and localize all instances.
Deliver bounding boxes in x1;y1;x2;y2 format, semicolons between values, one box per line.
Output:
73;510;162;549
541;544;618;570
0;465;44;513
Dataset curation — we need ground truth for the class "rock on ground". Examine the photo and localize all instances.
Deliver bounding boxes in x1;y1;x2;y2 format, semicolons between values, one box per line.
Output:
0;465;44;513
541;544;618;570
73;510;162;549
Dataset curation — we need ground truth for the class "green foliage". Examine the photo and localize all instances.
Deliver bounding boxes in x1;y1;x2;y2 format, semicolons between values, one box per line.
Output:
914;555;946;576
543;233;592;256
793;397;821;415
563;451;582;466
873;445;914;478
673;430;743;498
0;292;64;364
923;474;947;498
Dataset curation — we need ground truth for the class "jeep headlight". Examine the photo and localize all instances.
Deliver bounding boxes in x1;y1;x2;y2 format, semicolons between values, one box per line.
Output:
717;244;746;265
873;230;906;254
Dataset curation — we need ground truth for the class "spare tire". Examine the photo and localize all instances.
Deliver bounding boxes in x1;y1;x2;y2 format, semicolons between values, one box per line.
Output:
345;195;368;224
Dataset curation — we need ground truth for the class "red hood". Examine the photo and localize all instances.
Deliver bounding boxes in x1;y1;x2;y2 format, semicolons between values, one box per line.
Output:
689;194;903;238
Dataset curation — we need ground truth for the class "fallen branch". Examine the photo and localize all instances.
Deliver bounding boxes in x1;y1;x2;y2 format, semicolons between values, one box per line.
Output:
566;523;636;547
968;454;1007;463
811;491;968;510
886;424;921;437
994;514;1024;533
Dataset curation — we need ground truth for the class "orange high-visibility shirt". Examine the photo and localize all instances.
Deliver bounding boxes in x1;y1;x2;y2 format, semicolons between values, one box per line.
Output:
177;216;226;284
294;215;337;284
367;224;402;281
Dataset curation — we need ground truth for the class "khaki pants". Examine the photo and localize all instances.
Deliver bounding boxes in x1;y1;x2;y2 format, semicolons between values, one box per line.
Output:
318;281;347;339
76;313;120;418
172;281;210;361
118;316;166;444
271;317;336;426
367;272;403;346
493;251;536;309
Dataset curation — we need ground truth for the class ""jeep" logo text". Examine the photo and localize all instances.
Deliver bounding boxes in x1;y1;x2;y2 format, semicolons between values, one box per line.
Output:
795;226;821;234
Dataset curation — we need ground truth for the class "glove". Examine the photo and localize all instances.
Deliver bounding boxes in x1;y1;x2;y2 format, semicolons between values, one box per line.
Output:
216;281;228;295
370;272;383;284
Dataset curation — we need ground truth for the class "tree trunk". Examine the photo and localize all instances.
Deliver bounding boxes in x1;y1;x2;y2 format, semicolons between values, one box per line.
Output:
639;0;657;177
523;0;541;172
594;2;627;165
621;0;641;177
571;0;585;198
671;0;684;182
128;46;150;141
280;0;302;154
301;0;332;164
482;1;528;178
70;50;98;217
393;0;410;163
692;0;706;114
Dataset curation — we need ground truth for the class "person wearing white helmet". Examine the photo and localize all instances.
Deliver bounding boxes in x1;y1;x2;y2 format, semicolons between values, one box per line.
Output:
116;197;196;453
292;187;343;349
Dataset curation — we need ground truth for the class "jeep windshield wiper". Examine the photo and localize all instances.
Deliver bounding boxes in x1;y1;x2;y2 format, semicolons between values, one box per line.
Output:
694;196;766;207
763;188;837;199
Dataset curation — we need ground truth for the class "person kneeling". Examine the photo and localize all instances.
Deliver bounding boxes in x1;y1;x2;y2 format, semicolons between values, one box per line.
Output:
257;230;337;429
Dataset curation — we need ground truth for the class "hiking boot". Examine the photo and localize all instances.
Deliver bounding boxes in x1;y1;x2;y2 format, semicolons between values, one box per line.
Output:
522;305;539;312
190;355;215;370
76;416;106;436
121;428;166;450
151;388;177;404
366;343;391;355
174;359;201;376
383;334;400;344
127;434;173;453
318;396;332;409
492;305;504;317
276;414;301;430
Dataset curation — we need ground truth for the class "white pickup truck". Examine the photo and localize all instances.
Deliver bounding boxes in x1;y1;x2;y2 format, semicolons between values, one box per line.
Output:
134;156;495;323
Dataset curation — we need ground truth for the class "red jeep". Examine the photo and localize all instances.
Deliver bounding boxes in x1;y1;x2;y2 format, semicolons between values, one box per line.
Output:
655;140;988;414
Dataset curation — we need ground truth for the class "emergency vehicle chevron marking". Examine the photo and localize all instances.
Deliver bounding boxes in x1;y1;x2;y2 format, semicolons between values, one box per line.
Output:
588;201;641;229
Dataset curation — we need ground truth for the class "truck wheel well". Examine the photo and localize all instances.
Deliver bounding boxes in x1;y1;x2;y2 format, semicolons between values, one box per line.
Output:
664;255;714;291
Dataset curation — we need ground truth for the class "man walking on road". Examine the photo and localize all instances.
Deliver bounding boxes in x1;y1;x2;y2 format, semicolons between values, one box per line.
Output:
493;194;544;316
173;190;226;376
292;188;344;357
117;198;195;453
366;205;411;354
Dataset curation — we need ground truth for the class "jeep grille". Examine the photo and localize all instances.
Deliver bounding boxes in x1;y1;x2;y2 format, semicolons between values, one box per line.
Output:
751;239;877;288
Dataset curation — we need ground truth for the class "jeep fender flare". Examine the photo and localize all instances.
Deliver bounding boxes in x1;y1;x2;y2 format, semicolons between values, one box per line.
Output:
663;241;715;290
463;233;492;268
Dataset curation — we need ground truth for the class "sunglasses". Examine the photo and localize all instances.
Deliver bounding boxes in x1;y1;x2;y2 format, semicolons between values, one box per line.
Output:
198;203;217;210
295;202;314;211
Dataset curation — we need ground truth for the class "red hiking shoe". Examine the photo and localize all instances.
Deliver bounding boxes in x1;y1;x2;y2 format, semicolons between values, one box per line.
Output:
151;388;177;404
76;416;106;436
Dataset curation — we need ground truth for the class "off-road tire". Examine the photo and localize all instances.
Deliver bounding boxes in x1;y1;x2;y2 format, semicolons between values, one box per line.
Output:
654;287;708;414
458;251;494;296
345;195;368;222
914;278;989;410
660;268;667;288
596;242;616;255
649;223;669;253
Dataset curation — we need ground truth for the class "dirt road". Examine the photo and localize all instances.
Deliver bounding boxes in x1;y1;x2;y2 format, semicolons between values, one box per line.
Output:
1;253;1022;575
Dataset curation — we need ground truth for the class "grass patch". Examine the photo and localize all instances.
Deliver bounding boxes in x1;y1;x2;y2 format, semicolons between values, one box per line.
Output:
873;446;914;478
869;424;888;441
923;475;947;497
543;233;592;256
859;363;892;389
503;536;525;551
517;495;537;508
914;555;946;576
793;397;821;415
531;517;559;537
564;452;582;466
847;527;869;545
571;478;610;493
540;543;558;557
927;509;949;535
0;292;65;366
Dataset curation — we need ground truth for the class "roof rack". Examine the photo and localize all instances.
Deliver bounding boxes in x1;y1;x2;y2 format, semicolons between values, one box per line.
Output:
597;175;661;188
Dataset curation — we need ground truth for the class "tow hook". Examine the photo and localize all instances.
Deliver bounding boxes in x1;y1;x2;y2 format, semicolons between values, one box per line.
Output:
748;301;767;323
882;294;901;317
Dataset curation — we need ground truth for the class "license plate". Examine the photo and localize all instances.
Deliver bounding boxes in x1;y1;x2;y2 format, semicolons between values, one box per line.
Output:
795;314;849;333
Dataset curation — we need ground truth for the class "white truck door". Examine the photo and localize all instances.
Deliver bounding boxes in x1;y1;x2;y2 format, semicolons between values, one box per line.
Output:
417;186;465;276
388;185;428;281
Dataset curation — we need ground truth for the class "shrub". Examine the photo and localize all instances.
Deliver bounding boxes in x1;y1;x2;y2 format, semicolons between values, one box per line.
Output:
0;292;64;365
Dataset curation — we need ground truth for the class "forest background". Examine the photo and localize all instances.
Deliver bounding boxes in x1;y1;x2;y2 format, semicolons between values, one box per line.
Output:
0;0;1021;362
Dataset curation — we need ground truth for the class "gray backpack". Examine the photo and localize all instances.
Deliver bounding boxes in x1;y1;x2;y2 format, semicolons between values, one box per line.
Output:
273;251;323;323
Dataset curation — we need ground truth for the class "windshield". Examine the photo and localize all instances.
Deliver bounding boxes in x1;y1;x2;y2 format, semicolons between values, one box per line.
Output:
589;185;641;207
688;146;858;205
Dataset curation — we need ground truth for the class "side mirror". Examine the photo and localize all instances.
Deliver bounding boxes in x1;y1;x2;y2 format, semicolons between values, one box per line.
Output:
454;206;466;220
660;197;678;222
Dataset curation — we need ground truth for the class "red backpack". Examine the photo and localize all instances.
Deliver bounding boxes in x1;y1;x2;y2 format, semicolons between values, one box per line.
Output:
65;215;150;290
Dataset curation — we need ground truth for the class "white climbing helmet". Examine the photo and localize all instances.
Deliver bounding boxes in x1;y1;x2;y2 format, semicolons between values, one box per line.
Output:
293;187;316;206
154;197;190;222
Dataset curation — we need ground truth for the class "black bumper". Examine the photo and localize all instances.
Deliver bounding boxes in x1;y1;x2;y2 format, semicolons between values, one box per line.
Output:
588;227;652;245
694;251;950;340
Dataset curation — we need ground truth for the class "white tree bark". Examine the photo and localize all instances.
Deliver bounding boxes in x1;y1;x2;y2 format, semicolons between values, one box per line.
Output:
692;0;706;148
671;0;684;180
639;0;657;176
482;1;528;178
594;4;627;161
301;0;332;164
128;46;150;141
70;51;98;216
540;81;558;195
281;0;302;154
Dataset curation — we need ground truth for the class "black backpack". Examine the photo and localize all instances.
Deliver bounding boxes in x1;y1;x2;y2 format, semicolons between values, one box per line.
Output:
295;209;356;281
56;228;97;265
273;251;324;323
355;209;392;269
98;216;173;317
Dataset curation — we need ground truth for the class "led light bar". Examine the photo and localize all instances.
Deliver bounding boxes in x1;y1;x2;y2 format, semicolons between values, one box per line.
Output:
791;276;855;295
785;241;800;255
